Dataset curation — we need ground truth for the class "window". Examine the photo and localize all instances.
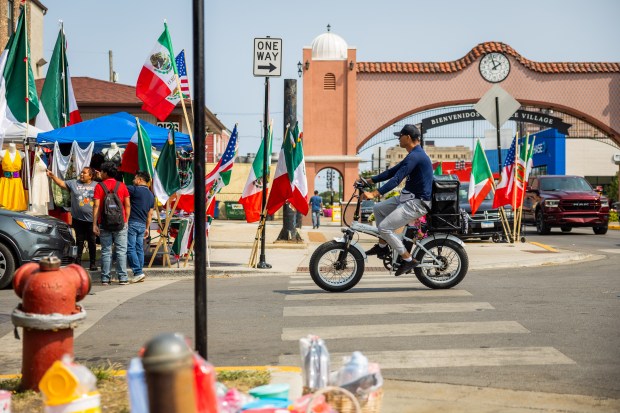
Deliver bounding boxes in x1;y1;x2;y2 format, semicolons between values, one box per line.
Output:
323;73;336;90
7;0;14;37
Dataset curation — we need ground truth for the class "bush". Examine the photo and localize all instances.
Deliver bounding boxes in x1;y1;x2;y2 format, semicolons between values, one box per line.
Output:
610;211;618;223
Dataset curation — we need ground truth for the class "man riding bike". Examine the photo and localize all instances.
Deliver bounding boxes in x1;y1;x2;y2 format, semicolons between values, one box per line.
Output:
361;124;434;276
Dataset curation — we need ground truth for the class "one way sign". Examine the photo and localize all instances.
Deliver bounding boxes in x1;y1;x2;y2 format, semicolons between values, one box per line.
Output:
253;38;282;77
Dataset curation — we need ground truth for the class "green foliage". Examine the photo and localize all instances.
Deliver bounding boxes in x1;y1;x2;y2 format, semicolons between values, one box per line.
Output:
608;174;618;203
217;369;271;392
610;211;618;223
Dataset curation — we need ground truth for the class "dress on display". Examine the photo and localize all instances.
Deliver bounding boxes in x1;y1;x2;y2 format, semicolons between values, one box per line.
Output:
0;152;27;211
30;153;51;215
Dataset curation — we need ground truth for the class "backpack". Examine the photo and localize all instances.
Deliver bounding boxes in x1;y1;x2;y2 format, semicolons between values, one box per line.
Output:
99;182;125;231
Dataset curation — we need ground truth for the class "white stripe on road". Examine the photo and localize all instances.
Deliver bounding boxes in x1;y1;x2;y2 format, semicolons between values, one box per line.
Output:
291;275;395;281
290;278;416;284
282;320;528;341
288;283;421;290
279;347;575;368
285;290;472;301
283;302;494;317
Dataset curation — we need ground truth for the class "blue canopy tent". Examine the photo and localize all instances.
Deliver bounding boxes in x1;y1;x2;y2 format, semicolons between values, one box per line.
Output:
36;112;192;148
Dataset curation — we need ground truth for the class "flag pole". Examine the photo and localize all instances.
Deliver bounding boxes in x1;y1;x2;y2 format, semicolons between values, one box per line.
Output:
60;21;67;127
23;3;33;211
516;134;533;242
511;136;521;242
176;76;194;149
181;49;195;116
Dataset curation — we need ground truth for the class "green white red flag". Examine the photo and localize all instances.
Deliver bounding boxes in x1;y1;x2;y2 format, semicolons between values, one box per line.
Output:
119;118;153;181
239;122;273;222
136;23;177;112
468;139;494;215
0;7;39;134
433;162;443;176
512;134;535;209
152;130;181;204
35;25;82;131
267;122;308;215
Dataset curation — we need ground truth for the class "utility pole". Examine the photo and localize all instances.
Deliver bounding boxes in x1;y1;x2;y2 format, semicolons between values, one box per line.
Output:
108;50;114;82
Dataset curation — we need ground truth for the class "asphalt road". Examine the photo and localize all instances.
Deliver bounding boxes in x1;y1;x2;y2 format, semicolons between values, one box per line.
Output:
1;227;618;400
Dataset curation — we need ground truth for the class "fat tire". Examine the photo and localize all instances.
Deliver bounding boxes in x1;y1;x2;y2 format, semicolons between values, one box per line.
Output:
309;241;364;292
536;210;551;235
593;225;608;235
560;226;572;233
0;243;16;290
413;239;468;289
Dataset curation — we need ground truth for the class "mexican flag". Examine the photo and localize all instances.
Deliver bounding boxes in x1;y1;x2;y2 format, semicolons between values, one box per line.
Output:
512;134;536;209
433;162;443;176
152;130;181;204
267;122;308;215
136;23;177;110
0;7;39;133
141;85;181;121
239;122;273;222
119;118;153;180
468;139;494;215
35;26;82;131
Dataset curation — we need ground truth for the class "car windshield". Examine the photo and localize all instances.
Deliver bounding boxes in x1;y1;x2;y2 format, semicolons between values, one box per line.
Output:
459;183;493;201
539;177;592;192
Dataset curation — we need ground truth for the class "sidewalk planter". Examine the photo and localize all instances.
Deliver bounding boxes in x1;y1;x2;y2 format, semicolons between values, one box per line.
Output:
224;201;246;220
323;208;332;218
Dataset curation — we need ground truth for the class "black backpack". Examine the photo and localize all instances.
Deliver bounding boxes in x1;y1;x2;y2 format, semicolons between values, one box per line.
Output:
99;182;125;231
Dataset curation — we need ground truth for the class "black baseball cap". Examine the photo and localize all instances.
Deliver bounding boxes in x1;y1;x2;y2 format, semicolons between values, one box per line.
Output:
394;124;421;140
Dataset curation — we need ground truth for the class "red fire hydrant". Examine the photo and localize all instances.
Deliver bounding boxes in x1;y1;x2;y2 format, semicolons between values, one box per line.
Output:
11;256;91;390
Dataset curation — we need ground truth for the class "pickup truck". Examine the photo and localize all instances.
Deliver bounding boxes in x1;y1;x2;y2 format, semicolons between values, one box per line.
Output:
522;175;610;235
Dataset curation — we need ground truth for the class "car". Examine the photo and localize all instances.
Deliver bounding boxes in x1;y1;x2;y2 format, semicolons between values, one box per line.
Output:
0;208;77;289
611;201;620;213
458;182;514;240
360;200;375;222
522;175;609;235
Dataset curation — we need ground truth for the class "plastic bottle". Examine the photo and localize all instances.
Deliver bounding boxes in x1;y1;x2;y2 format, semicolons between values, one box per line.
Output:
337;351;368;386
193;353;219;413
126;358;149;413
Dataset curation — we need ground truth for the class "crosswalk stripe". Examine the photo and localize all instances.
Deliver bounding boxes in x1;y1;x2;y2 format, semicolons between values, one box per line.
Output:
283;302;494;317
281;321;529;341
291;275;391;280
285;290;472;301
288;283;421;290
279;347;575;368
290;278;413;284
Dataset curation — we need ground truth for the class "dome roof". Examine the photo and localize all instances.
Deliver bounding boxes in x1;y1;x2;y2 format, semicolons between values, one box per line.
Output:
311;31;348;60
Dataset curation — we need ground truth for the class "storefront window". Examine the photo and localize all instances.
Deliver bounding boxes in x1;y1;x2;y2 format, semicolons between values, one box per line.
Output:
7;0;14;36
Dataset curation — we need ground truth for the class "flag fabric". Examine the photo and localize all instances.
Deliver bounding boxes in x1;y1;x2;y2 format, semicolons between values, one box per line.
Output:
152;130;181;204
492;136;517;208
468;139;494;215
0;7;39;133
136;23;177;110
239;122;273;222
36;27;82;131
141;90;181;121
512;135;536;209
119;119;153;180
433;162;443;176
266;123;309;215
175;50;190;98
205;124;238;209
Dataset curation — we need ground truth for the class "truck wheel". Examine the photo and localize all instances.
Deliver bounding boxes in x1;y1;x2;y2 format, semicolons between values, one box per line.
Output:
0;243;16;289
593;225;608;235
560;226;572;233
535;210;551;235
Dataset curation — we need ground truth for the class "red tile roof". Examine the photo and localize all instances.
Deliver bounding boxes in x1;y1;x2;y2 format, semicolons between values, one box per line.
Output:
35;77;141;106
356;42;620;74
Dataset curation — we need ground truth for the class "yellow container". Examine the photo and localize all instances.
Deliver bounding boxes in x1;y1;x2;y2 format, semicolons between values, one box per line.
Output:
43;393;101;413
39;359;97;406
332;205;341;222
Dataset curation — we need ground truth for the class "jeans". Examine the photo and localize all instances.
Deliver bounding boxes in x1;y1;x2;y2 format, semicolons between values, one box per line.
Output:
127;221;146;276
373;196;430;255
312;210;321;228
100;224;128;283
72;218;96;266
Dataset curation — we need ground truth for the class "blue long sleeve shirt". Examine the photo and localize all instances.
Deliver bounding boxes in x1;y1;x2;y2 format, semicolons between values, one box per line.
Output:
372;145;433;200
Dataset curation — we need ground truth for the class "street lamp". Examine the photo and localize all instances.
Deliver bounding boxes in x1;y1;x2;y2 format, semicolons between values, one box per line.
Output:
297;61;302;78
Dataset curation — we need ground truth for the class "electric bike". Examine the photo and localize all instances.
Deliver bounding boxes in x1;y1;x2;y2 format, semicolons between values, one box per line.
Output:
309;178;469;292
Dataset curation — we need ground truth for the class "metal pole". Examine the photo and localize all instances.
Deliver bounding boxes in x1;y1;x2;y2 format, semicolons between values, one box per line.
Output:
192;0;207;359
257;77;271;268
495;97;502;173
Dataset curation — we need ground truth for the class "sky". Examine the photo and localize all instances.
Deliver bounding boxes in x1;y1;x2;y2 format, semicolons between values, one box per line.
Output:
40;0;619;189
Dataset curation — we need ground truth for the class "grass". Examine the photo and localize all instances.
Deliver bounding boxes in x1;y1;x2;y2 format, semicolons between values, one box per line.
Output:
0;363;271;413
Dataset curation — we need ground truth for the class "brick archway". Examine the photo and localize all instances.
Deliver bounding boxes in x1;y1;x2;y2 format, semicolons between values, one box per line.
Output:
302;40;620;201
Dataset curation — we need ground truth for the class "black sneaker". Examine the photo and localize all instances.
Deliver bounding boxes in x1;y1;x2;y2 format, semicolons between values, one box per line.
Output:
365;244;390;259
395;259;419;276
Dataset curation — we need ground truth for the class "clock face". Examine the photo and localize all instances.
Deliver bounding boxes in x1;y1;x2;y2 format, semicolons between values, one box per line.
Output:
479;53;510;83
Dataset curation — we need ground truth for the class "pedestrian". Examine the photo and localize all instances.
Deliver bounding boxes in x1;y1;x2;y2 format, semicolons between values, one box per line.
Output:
47;167;98;270
126;171;155;283
361;124;433;276
92;161;131;286
309;190;323;229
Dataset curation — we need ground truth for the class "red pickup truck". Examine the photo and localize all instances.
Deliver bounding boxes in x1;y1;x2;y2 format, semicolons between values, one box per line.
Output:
522;175;610;235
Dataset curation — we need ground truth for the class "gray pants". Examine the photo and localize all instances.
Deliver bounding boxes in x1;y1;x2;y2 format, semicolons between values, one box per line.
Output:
373;195;430;255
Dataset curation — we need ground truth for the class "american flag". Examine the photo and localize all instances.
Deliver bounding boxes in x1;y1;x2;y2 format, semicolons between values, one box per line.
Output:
492;136;516;208
206;125;238;205
175;50;190;98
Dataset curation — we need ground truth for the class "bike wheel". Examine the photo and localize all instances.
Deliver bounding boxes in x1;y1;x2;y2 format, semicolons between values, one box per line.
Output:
309;241;364;292
413;239;468;289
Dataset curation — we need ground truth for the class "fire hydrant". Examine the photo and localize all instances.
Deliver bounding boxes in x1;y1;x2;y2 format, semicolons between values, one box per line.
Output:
11;256;91;390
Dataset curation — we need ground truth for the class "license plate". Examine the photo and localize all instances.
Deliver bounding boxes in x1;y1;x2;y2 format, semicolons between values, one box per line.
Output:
481;221;494;229
70;246;78;257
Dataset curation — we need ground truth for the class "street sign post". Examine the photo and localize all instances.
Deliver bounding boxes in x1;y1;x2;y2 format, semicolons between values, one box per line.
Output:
253;38;282;77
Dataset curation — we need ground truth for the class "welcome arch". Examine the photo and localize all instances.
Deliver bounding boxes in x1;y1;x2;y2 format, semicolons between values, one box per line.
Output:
302;35;620;202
